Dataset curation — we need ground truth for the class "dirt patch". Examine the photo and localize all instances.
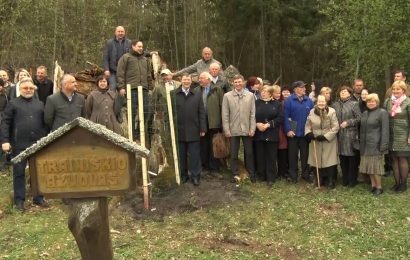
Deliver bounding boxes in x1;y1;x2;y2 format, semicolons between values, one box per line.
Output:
113;174;250;220
317;202;357;228
318;202;344;215
197;234;301;259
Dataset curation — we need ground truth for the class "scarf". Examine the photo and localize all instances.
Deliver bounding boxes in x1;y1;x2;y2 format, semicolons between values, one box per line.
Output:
391;95;406;117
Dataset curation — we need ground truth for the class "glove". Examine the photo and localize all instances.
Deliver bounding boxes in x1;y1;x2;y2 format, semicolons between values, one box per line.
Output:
316;135;327;142
305;132;315;140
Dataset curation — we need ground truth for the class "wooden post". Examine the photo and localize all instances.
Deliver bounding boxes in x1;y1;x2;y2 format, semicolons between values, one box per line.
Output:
165;82;180;185
68;198;113;260
126;84;133;141
138;86;149;209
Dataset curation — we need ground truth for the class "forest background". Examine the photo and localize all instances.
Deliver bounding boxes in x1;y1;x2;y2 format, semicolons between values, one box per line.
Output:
1;0;409;97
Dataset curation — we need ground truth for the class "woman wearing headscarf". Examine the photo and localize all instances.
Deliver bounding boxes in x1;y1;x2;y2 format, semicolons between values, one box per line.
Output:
305;95;339;188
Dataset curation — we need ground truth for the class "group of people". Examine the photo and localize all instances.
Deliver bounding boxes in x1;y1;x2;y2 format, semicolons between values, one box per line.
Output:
230;72;410;197
1;24;410;211
0;66;124;211
174;63;410;196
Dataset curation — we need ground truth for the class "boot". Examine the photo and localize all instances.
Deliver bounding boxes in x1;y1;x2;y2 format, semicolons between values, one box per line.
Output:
397;182;407;193
250;173;257;183
328;176;335;189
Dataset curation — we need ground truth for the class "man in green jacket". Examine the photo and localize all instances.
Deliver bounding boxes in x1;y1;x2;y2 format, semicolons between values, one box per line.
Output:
199;71;224;175
117;39;153;140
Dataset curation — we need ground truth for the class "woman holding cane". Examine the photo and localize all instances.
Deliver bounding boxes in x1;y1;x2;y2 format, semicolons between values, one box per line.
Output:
305;95;339;188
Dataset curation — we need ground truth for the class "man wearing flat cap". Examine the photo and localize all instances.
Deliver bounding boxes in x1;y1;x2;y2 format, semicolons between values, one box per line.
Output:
283;81;314;183
151;69;181;116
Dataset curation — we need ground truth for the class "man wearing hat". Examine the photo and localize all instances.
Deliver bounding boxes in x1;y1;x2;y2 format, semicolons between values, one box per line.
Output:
151;69;181;119
283;81;314;183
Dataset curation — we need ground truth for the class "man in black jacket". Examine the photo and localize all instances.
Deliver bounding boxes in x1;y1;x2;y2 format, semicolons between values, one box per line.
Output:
103;26;131;90
173;74;206;186
33;65;53;104
44;74;85;131
1;78;48;211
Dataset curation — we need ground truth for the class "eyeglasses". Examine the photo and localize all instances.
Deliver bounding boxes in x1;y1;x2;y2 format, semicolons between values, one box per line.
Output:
21;87;35;91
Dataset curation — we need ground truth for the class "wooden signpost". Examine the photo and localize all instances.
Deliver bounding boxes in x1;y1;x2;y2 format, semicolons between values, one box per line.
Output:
12;118;149;260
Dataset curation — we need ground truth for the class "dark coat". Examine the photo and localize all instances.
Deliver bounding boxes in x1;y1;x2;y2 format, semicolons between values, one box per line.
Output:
211;76;231;94
254;99;283;142
33;77;54;104
333;97;361;156
116;50;153;90
359;107;389;156
44;91;85;131
199;84;224;129
103;37;131;73
0;88;10;113
85;89;122;134
0;96;47;150
172;86;206;142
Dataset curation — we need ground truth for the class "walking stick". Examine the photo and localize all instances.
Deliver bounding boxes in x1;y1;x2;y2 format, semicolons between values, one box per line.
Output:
138;86;150;209
312;140;321;188
165;82;180;185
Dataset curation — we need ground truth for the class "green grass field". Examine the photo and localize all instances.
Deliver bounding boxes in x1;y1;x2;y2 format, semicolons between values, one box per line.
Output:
0;168;409;259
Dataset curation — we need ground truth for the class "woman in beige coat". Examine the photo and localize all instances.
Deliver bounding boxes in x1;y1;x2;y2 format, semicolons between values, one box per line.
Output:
305;95;340;188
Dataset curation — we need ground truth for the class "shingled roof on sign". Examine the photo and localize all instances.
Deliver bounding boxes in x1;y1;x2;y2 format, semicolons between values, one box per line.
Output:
11;117;149;164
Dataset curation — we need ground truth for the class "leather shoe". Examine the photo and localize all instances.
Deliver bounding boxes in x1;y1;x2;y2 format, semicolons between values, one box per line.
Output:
390;183;400;191
192;177;200;186
33;199;49;208
15;200;25;212
302;175;313;183
373;188;383;196
396;183;407;193
181;176;189;184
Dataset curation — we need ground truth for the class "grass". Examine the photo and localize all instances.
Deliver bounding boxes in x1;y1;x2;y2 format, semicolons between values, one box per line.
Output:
0;168;410;259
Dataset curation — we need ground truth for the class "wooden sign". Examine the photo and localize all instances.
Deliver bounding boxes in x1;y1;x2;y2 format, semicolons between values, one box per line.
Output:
29;128;136;198
12;118;149;199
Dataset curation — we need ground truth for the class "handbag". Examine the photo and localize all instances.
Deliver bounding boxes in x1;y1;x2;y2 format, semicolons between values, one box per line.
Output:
212;132;230;159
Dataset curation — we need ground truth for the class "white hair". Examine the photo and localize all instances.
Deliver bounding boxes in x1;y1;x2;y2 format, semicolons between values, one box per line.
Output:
200;71;212;81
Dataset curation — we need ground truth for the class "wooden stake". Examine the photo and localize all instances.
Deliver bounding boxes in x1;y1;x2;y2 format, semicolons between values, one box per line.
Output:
126;84;133;141
312;140;321;189
138;86;149;209
165;82;180;185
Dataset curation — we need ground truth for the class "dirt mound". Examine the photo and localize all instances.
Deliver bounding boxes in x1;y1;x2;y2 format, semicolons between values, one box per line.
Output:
115;175;250;220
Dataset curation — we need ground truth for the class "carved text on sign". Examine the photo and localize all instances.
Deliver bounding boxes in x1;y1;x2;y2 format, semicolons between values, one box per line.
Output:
36;155;130;193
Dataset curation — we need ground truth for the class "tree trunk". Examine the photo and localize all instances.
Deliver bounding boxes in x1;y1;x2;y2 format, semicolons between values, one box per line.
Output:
183;0;187;67
173;0;179;69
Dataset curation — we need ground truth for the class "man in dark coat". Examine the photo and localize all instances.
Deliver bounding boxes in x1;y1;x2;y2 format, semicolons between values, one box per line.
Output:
173;74;206;186
103;26;132;90
33;65;53;104
44;74;85;131
0;78;48;211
